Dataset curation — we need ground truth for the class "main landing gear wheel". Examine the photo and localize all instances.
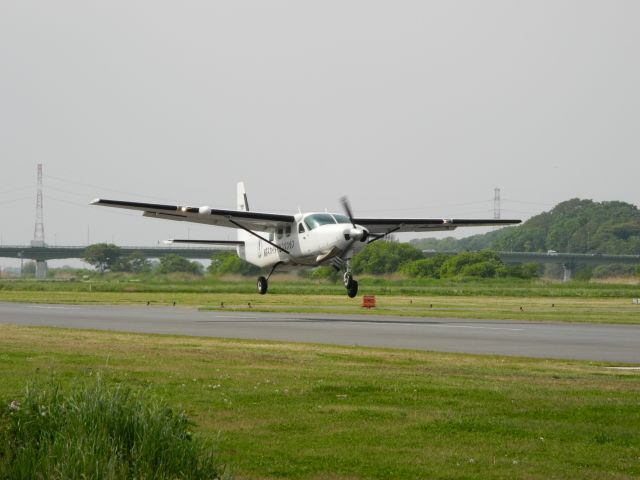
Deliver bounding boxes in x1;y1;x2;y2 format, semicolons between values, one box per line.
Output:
347;280;359;298
257;276;268;295
343;272;354;289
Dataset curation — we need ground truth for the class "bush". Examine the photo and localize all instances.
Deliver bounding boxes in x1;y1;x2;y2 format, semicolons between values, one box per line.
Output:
592;264;638;279
439;251;503;278
308;266;339;283
400;255;448;279
353;241;424;275
0;379;226;479
208;252;259;276
156;254;204;276
401;252;540;280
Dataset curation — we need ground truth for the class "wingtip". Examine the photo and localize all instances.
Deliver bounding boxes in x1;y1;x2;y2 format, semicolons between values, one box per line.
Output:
90;198;101;205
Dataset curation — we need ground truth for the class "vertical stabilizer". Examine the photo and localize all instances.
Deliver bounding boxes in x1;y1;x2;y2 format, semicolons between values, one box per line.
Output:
236;182;249;249
237;181;250;212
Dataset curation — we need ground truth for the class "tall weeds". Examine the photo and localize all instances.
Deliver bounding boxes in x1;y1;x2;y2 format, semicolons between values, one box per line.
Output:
0;378;227;479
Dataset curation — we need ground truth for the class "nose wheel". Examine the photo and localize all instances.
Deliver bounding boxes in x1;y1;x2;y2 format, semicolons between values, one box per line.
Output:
343;272;359;298
257;276;268;295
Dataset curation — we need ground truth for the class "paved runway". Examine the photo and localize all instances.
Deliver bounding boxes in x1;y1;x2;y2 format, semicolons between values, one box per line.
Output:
1;302;639;363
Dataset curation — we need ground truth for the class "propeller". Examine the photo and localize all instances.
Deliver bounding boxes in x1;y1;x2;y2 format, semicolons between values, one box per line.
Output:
340;196;357;229
340;196;368;242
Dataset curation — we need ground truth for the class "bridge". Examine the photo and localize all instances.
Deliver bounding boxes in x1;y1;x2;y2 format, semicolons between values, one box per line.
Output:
423;250;640;281
0;244;228;279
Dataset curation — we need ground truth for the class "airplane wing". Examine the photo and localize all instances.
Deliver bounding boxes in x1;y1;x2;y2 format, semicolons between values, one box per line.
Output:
353;217;521;234
91;199;294;231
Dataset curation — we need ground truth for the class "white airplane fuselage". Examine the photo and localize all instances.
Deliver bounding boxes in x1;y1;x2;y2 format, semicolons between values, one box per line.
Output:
237;213;368;270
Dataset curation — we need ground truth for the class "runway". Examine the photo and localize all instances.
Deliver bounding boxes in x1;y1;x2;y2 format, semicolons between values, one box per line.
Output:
1;302;639;363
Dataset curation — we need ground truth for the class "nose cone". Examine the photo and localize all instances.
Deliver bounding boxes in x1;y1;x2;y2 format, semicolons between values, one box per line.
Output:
343;226;369;242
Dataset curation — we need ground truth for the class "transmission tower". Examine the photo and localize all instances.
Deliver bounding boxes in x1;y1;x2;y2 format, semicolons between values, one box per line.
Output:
32;164;48;278
33;163;45;245
493;187;501;220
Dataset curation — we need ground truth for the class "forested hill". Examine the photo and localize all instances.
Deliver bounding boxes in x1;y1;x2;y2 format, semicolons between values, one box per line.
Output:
411;199;640;255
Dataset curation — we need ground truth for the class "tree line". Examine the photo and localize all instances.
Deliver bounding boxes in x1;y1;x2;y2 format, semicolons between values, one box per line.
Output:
81;242;538;280
412;198;640;255
83;244;203;275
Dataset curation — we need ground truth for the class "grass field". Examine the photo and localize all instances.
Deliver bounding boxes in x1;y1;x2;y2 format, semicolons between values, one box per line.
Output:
1;324;639;479
2;280;640;324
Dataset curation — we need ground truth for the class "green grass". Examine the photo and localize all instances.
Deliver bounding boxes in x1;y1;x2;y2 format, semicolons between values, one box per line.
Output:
2;277;640;324
2;275;640;297
1;325;639;479
0;378;226;480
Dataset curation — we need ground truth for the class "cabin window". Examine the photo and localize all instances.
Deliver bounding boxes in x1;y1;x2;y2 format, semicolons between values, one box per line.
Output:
298;223;306;233
304;213;336;231
285;226;291;237
269;231;275;242
276;227;283;239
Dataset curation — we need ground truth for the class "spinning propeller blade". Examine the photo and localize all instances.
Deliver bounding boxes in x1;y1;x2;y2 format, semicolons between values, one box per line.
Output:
340;196;357;229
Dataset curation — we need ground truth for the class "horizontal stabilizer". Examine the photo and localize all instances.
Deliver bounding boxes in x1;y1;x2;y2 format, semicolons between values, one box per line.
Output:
165;239;244;246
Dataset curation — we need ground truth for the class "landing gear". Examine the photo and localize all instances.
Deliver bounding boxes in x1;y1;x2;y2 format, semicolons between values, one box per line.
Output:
256;262;282;295
343;263;359;298
257;276;268;295
347;279;359;298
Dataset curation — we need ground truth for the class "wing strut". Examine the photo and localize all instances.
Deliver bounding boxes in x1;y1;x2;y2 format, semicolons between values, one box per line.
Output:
367;226;402;244
226;216;290;255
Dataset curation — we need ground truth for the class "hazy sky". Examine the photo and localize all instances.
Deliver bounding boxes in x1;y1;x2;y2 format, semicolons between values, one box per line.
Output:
1;1;639;258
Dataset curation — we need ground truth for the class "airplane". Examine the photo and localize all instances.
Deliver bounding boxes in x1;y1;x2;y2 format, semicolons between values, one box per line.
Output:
91;182;520;297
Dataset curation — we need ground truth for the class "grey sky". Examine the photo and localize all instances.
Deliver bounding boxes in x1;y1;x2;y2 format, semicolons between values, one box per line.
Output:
1;1;639;254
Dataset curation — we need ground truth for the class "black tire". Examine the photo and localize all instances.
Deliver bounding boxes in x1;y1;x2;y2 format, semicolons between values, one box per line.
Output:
347;280;359;298
257;276;268;295
343;272;353;288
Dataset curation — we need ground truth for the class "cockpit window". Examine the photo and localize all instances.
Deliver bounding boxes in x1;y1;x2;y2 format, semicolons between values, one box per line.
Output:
332;214;351;224
304;213;337;231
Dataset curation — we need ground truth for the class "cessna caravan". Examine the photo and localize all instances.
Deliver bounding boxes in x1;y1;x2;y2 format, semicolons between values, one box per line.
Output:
92;182;520;297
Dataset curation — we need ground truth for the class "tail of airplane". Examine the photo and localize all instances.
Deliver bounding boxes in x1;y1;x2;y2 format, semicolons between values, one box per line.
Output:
236;182;249;248
237;182;250;212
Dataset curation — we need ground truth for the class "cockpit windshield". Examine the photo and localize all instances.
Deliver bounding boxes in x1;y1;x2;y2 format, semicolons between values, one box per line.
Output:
303;213;353;230
332;214;351;225
304;214;336;231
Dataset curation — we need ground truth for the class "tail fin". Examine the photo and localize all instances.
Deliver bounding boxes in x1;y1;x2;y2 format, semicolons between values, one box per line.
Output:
237;181;250;212
236;182;249;244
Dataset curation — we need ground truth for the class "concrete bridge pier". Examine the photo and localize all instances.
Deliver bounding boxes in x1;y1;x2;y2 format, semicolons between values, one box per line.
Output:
562;263;575;282
35;260;48;279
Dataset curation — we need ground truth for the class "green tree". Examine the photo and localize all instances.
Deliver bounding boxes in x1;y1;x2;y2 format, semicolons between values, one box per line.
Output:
439;250;503;278
352;241;424;275
83;244;122;273
503;263;539;279
113;251;152;274
207;252;259;276
410;199;640;256
400;254;448;278
156;254;203;275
